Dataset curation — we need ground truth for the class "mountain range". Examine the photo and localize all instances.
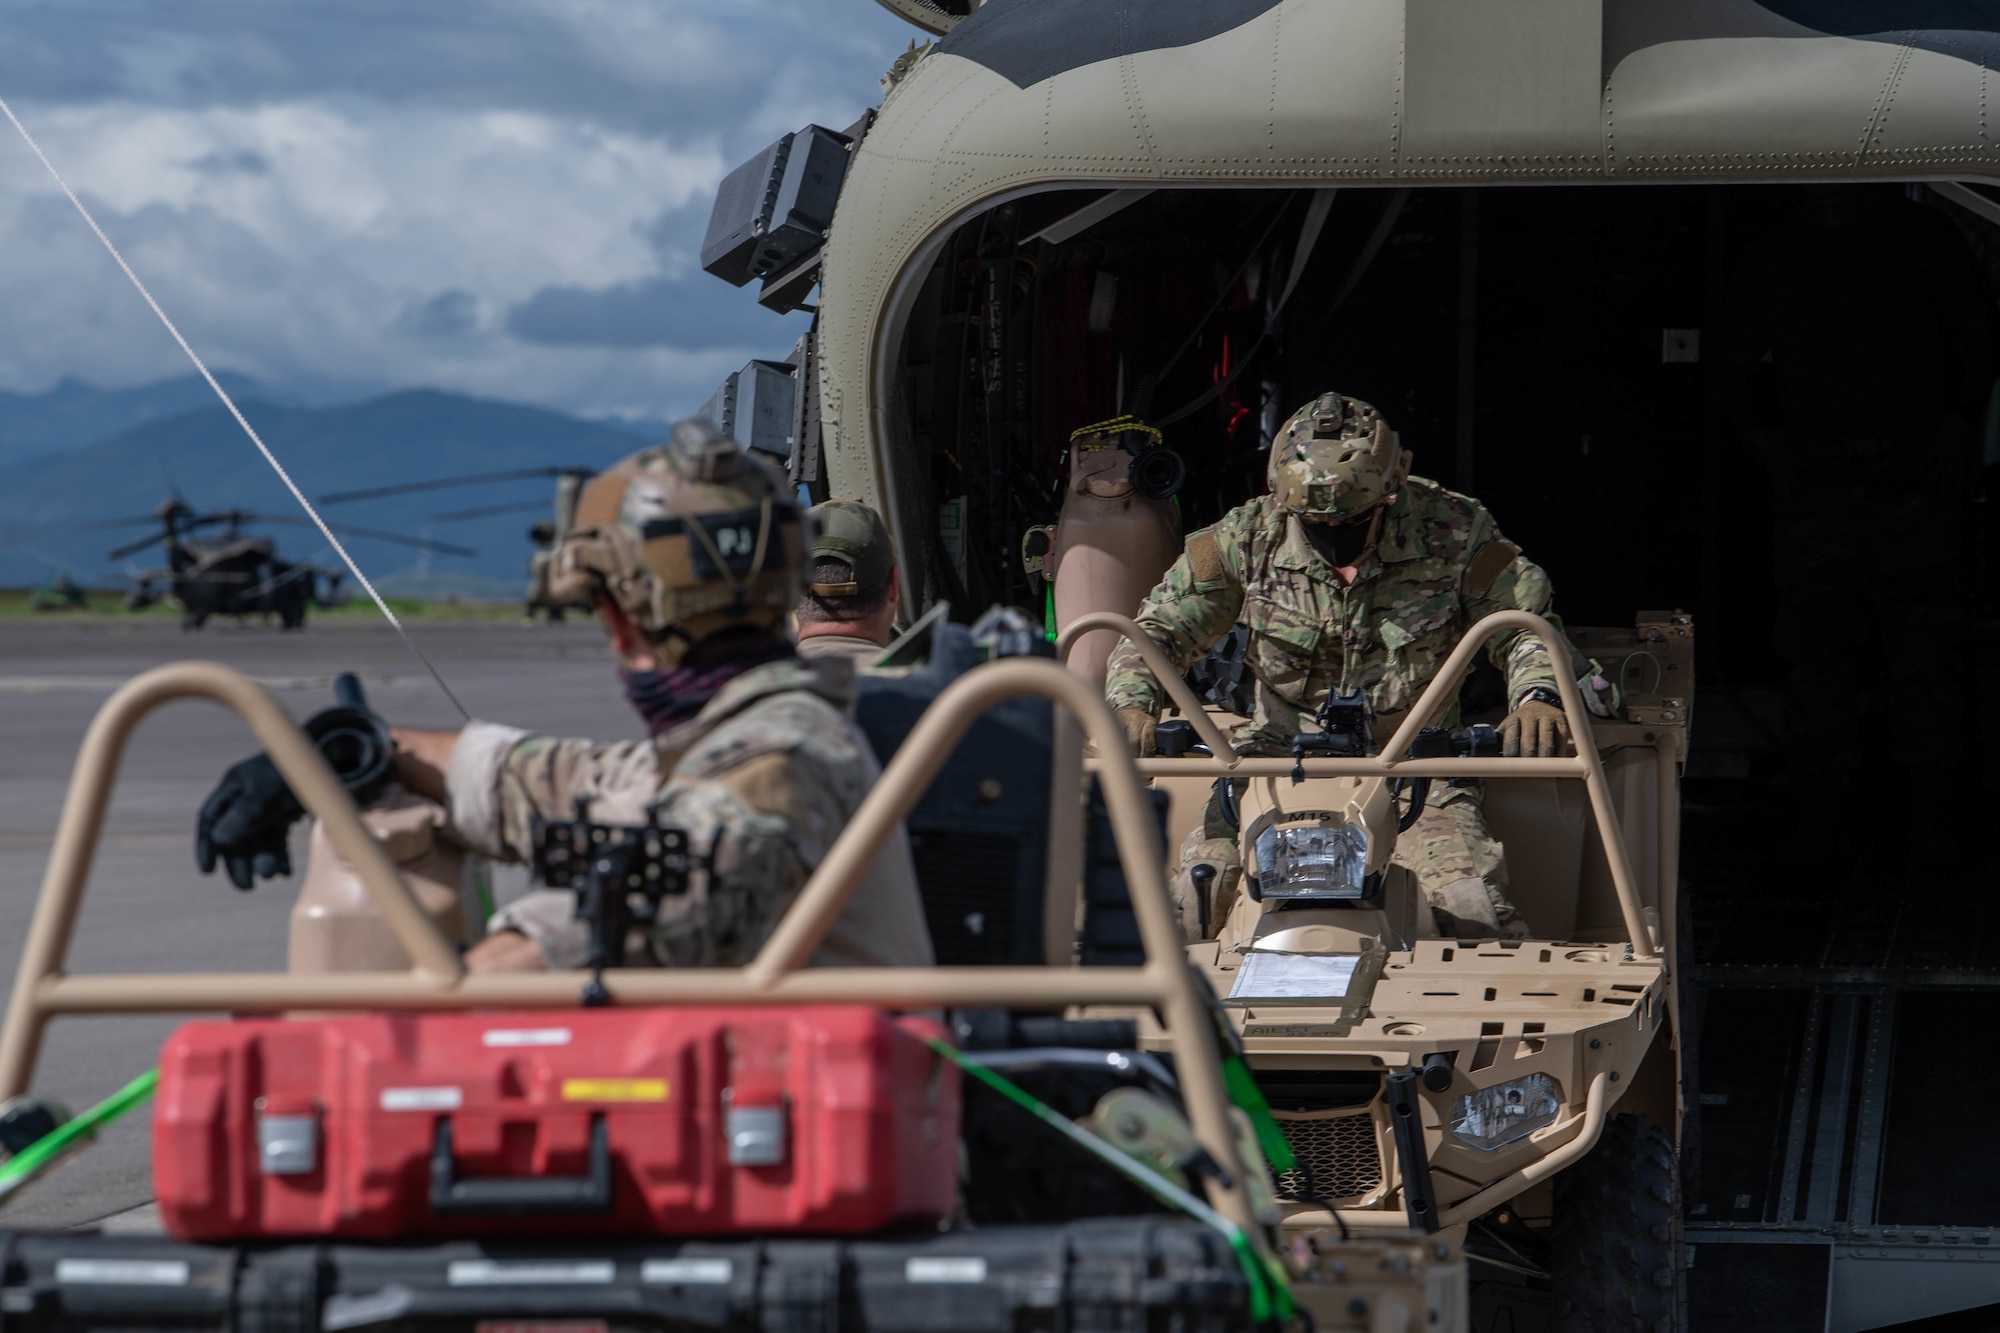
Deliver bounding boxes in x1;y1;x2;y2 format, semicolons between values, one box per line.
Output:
0;373;293;471
0;377;675;594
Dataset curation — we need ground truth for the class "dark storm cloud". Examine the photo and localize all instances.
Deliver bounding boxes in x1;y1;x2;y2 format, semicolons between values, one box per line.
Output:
0;1;913;154
185;147;269;175
504;273;808;350
401;289;482;340
0;2;917;417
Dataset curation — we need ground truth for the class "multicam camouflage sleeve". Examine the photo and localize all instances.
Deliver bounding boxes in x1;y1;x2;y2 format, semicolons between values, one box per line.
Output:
445;723;664;864
443;722;667;966
1103;512;1251;715
1459;509;1563;706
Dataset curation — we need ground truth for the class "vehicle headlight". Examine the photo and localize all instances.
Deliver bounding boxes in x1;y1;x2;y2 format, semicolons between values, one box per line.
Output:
1251;822;1369;900
1448;1074;1562;1152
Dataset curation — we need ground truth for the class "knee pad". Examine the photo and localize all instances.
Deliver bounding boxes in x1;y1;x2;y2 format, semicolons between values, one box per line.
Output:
1428;875;1504;938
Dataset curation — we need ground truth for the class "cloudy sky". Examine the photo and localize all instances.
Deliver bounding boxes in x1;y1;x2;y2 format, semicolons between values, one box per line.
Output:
0;1;918;421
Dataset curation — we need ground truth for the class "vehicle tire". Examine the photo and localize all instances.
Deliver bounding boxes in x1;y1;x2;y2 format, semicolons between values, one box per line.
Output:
1550;1113;1682;1333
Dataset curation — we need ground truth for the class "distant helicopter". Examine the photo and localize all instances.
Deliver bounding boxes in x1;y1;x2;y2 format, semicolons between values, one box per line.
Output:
83;498;473;631
30;572;88;612
0;543;96;612
319;467;595;622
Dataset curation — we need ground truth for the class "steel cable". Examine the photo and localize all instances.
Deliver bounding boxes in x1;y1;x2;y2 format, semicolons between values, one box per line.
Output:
0;95;470;720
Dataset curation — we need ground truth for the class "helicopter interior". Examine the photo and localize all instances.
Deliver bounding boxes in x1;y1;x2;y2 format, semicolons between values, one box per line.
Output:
882;181;2000;676
878;179;2000;1242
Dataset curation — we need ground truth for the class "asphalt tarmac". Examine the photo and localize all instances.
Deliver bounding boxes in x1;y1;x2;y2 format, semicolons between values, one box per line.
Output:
0;613;639;1230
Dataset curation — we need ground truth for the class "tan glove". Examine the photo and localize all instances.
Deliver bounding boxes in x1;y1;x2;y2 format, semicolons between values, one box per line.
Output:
1116;706;1158;758
1500;697;1572;758
463;929;552;972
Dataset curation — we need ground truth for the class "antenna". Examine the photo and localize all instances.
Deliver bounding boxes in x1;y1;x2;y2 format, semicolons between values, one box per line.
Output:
0;95;469;721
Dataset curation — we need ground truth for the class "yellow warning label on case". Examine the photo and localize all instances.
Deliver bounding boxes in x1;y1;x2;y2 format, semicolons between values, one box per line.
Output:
560;1078;668;1103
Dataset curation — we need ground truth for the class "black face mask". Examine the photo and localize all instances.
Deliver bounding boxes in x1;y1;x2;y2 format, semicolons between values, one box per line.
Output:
618;638;795;737
1303;516;1374;568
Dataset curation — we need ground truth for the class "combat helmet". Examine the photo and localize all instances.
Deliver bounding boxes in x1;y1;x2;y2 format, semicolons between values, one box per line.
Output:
548;419;804;665
1268;392;1408;523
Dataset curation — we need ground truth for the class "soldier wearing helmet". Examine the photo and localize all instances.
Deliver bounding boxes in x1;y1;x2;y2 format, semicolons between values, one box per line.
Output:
1104;392;1573;938
193;420;934;972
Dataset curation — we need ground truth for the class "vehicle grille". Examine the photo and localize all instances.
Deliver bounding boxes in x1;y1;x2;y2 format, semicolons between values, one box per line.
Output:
1272;1107;1382;1202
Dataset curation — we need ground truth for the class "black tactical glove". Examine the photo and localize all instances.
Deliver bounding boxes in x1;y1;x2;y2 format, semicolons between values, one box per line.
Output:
193;673;395;890
195;754;306;890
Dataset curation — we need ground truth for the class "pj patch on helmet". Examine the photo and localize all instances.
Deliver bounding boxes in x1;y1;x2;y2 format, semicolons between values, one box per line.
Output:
549;419;805;665
1268;391;1409;525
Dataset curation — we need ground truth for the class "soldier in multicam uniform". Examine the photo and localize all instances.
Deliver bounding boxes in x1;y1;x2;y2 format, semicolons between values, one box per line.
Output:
194;420;934;972
1105;392;1573;938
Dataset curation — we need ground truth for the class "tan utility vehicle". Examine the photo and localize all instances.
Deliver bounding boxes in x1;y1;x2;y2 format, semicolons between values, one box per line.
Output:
0;655;1466;1332
1061;608;1691;1329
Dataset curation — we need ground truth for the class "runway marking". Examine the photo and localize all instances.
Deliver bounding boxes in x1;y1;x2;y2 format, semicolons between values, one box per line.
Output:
0;830;189;846
0;674;420;694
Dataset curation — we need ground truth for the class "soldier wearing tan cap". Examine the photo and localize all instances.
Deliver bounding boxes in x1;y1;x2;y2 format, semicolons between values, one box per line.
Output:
795;498;900;665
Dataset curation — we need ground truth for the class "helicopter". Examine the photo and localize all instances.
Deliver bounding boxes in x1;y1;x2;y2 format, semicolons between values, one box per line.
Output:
318;466;596;622
29;572;88;612
90;498;474;631
0;542;96;612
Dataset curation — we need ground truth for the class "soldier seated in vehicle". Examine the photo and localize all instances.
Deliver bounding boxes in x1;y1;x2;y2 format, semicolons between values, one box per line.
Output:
794;498;900;664
1106;392;1574;939
193;421;935;973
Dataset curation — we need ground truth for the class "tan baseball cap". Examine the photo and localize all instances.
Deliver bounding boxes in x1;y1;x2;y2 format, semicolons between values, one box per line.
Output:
806;498;896;596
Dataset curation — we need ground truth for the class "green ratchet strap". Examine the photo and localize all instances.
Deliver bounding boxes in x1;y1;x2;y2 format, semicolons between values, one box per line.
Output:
0;1069;158;1203
474;867;497;925
1043;585;1058;643
926;1037;1295;1327
1224;1053;1296;1174
1193;973;1295;1174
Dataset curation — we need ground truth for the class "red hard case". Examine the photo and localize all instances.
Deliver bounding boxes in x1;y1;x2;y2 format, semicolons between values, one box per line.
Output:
152;1006;959;1242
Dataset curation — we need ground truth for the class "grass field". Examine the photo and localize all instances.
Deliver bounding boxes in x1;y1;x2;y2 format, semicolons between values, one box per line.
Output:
0;587;544;622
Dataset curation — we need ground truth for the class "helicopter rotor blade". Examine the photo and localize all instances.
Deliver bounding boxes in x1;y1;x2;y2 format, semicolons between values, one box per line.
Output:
247;513;477;557
107;531;169;560
0;515;173;540
317;467;567;505
430;498;553;523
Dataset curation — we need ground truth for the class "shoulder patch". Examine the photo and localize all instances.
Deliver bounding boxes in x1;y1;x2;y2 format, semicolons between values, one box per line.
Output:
1463;540;1520;597
1187;529;1227;586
